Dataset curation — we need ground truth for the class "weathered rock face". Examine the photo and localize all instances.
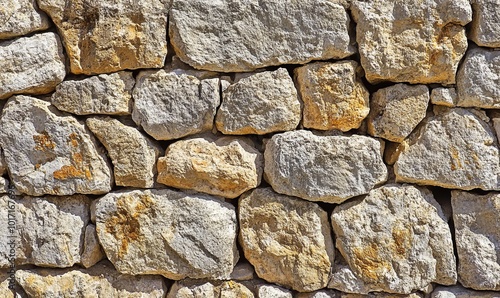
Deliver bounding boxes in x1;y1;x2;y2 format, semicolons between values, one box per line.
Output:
157;136;262;199
351;0;471;84
394;108;500;190
51;72;134;115
95;189;239;280
258;284;293;298
87;117;161;188
296;290;338;298
216;68;301;135
0;96;113;196
0;272;13;298
0;32;66;99
0;0;49;39
168;280;254;298
432;285;500;298
169;0;354;72
431;88;457;107
80;224;105;269
367;84;429;142
264;130;387;203
331;184;456;294
132;70;220;140
295;61;370;132
37;0;168;74
451;191;500;291
16;261;167;297
0;195;90;268
239;188;334;292
469;0;500;47
456;48;500;109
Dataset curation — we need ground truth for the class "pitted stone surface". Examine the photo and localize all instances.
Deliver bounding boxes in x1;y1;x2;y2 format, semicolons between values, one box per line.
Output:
0;0;50;39
469;0;500;47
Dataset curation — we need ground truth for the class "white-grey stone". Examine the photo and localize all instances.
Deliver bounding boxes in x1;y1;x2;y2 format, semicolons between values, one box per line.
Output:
0;0;50;39
296;290;339;298
431;88;457;107
80;224;105;269
257;284;293;298
469;0;500;48
167;280;254;298
431;285;500;298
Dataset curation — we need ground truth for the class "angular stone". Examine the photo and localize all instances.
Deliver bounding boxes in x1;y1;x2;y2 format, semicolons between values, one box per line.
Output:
215;68;301;135
342;294;423;298
394;108;500;190
0;0;49;39
157;136;262;199
367;84;429;142
351;0;471;84
431;88;457;107
169;0;354;72
0;194;90;268
451;191;500;290
431;285;500;298
132;70;220;140
0;272;13;298
51;72;134;115
37;0;168;74
80;224;105;268
230;262;255;281
257;284;293;298
469;0;500;47
16;261;167;297
331;184;456;294
87;117;161;188
168;280;254;298
295;61;370;132
0;33;66;99
264;130;387;203
296;290;339;298
95;189;239;280
0;96;113;196
456;48;500;108
239;188;334;292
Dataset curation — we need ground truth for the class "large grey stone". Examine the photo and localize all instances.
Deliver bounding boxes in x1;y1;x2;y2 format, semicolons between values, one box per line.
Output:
0;0;49;39
432;285;500;298
469;0;500;48
167;280;254;298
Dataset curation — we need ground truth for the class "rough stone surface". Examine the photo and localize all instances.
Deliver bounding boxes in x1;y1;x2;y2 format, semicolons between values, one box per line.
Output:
216;68;301;135
16;261;167;297
367;84;429;142
469;0;500;47
0;272;13;298
257;284;293;298
157;136;262;199
431;88;457;107
167;280;254;298
230;261;255;281
351;0;471;84
451;191;500;290
95;189;239;280
264;130;387;203
239;188;334;292
52;72;135;115
169;0;354;72
342;294;423;298
456;48;500;109
295;61;370;131
432;285;500;298
132;70;220;140
87;117;161;188
80;224;105;269
37;0;168;74
331;184;456;294
394;108;500;190
0;0;50;39
0;32;66;99
297;290;339;298
0;96;113;196
0;194;90;268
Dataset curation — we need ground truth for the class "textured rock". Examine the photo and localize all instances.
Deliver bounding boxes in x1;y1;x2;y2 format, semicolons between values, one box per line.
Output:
451;191;500;290
132;70;220;140
342;294;423;298
239;188;334;292
16;261;167;297
0;96;113;196
52;72;134;115
0;272;13;298
87;117;161;188
394;108;500;190
80;224;105;268
229;261;255;281
367;84;429;142
96;189;238;280
157;136;262;199
169;0;354;72
469;0;500;47
264;130;387;203
431;88;457;107
0;195;90;268
0;0;49;39
331;184;456;294
432;285;500;298
296;290;338;298
216;68;301;135
351;0;471;84
168;280;254;298
456;48;500;108
0;33;66;99
257;284;293;298
37;0;168;74
295;61;369;131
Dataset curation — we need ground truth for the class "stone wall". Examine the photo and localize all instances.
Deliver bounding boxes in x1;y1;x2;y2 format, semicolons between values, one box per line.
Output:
0;0;499;297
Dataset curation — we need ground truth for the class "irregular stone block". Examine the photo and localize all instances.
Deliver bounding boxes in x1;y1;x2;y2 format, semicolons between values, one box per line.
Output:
351;0;471;84
296;290;339;298
157;136;262;199
257;284;293;298
95;189;239;280
168;280;254;298
331;184;456;294
264;130;387;203
0;33;66;99
239;188;334;292
0;96;113;196
132;70;220;140
37;0;168;74
431;88;457;107
169;0;354;72
432;285;500;297
469;0;500;47
451;191;500;290
51;72;134;115
295;61;370;132
0;272;13;298
0;0;49;39
80;224;105;269
216;68;301;135
342;293;423;298
229;262;255;281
